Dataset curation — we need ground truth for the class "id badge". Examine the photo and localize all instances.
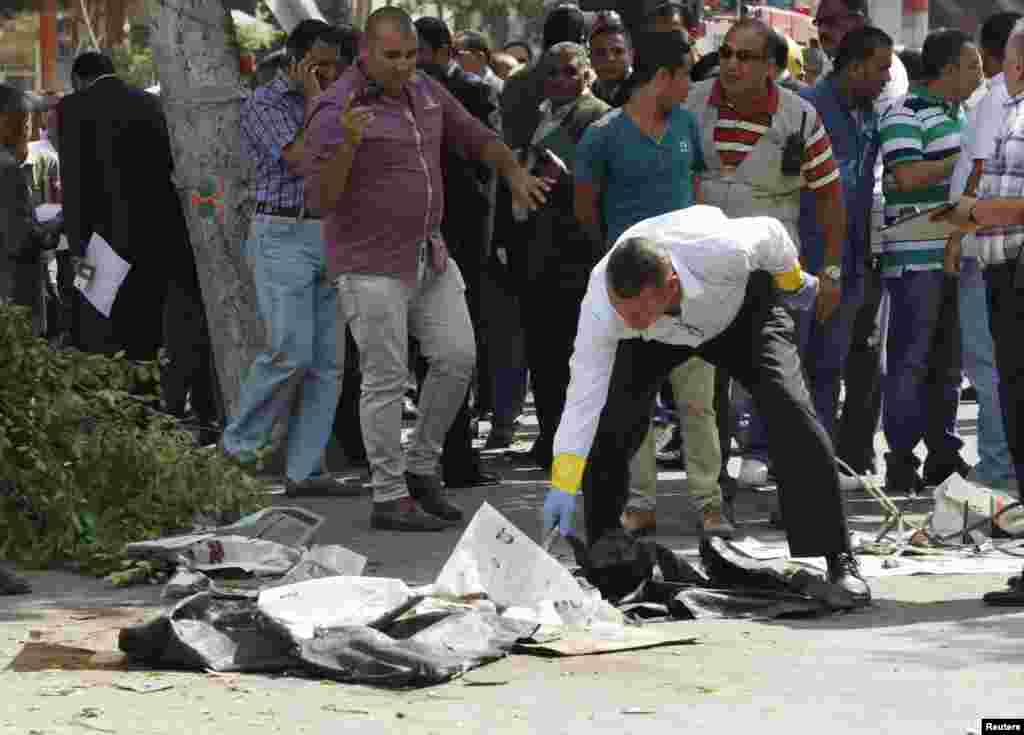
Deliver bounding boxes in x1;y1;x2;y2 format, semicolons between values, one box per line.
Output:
74;261;96;291
416;240;428;283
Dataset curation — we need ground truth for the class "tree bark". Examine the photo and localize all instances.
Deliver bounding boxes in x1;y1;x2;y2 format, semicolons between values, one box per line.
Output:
146;0;265;416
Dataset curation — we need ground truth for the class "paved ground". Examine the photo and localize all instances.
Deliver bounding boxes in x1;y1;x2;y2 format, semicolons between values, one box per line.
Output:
1;401;1023;734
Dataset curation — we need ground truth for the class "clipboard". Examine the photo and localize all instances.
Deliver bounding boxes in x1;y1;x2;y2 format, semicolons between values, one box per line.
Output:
879;202;958;242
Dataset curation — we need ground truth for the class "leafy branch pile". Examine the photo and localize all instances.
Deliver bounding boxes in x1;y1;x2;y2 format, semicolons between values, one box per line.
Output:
0;304;265;577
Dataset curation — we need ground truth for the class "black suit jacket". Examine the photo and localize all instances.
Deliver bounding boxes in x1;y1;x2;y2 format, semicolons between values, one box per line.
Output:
57;77;191;279
434;64;501;270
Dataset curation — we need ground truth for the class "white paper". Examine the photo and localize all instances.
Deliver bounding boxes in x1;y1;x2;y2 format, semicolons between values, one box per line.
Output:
76;233;131;318
35;203;61;223
258;577;413;640
432;502;589;610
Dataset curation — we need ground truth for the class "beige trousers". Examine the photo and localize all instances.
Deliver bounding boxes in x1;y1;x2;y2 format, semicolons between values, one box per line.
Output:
627;357;722;513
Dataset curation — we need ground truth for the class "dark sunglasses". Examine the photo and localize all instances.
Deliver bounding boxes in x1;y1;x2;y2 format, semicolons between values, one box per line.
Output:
719;45;767;63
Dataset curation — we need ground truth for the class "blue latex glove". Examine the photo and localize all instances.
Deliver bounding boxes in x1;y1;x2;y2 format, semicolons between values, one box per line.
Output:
542;488;578;537
780;272;819;311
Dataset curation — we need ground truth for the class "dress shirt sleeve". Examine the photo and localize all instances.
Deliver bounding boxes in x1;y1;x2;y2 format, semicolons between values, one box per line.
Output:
971;84;1009;164
438;80;501;162
240;98;302;169
733;216;802;286
302;92;347;213
550;284;620;494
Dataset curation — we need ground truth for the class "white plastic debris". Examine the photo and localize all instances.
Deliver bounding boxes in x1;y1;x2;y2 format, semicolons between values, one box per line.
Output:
257;576;414;640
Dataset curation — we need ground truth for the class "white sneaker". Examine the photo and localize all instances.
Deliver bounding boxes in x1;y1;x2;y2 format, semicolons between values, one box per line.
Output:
738;458;770;488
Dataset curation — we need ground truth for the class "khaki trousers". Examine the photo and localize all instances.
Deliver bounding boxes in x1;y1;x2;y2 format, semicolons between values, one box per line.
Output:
627;357;722;513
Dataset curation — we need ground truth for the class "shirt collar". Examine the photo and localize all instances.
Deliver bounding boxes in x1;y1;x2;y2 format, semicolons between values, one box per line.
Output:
708;77;779;117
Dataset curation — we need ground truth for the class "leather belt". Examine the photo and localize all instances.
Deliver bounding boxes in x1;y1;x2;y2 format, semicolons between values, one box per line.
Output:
254;203;321;220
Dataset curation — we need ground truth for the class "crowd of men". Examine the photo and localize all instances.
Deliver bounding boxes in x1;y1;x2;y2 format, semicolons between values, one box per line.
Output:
2;0;1024;606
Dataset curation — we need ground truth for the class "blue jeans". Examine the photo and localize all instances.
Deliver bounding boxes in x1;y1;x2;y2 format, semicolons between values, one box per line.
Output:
223;215;341;483
745;276;864;461
961;258;1015;488
882;269;962;466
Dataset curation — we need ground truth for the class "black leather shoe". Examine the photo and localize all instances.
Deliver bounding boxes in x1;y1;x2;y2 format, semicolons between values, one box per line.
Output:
0;566;31;595
405;472;464;522
982;573;1024;606
825;552;871;605
923;455;973;488
884;453;926;497
370;497;455;531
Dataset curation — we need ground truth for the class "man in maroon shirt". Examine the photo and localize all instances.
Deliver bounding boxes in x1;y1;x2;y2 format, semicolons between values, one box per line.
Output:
304;7;547;532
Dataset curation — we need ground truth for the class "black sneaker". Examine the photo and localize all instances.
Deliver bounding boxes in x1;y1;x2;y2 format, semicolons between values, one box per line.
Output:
825;552;871;605
884;453;925;497
405;472;464;522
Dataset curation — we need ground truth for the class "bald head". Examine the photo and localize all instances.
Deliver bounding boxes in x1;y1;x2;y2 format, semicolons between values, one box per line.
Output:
366;6;416;43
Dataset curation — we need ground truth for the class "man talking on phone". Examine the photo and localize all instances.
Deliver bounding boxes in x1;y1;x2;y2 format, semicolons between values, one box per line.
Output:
304;7;549;532
222;20;357;496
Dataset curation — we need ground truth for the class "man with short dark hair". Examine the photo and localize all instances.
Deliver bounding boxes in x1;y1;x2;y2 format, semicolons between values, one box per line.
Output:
57;51;191;362
542;205;870;604
454;30;502;94
877;28;982;496
222;20;355;495
796;27;892;458
576;31;731;538
304;7;547;531
414;15;503;488
589;16;634;107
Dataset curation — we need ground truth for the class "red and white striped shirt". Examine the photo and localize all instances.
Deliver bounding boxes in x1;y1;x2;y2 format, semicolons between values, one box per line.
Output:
708;79;840;192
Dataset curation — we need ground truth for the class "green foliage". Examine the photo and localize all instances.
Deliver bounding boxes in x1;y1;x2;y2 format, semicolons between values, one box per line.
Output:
0;304;266;577
111;42;158;89
234;16;286;54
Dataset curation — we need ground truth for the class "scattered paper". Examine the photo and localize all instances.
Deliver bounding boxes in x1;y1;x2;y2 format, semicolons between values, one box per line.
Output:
515;627;699;657
432;503;589;610
113;681;175;694
75;233;131;318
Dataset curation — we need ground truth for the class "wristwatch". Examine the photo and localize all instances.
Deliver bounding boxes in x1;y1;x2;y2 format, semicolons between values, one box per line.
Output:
822;264;842;281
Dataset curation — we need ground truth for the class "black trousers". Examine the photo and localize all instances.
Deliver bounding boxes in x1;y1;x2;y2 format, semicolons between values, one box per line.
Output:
836;264;884;473
581;273;850;557
984;260;1024;486
333;325;367;462
520;282;588;460
161;274;220;429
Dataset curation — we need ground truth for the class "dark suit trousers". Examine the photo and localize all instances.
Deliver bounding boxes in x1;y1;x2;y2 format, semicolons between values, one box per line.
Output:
521;281;588;461
836;264;884;473
581;273;851;557
161;274;220;428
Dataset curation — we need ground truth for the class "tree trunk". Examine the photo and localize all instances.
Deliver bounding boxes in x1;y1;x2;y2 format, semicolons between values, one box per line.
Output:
146;0;265;416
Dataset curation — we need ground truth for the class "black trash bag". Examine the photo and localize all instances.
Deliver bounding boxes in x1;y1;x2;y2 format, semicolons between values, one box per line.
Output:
700;537;856;610
296;611;536;688
119;591;296;673
578;529;655;603
672;587;833;620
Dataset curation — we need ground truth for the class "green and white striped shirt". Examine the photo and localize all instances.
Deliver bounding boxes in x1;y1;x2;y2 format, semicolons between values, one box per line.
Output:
878;86;964;276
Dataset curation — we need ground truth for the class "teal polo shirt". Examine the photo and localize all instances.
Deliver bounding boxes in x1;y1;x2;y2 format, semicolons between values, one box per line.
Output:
576;105;705;245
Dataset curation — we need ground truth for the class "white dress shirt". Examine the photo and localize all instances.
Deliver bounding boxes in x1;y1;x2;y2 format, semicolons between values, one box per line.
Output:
951;74;1009;198
550;206;801;482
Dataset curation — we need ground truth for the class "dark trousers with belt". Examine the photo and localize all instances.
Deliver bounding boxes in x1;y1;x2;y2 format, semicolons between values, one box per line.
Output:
985;258;1024;487
520;281;588;463
581;273;851;557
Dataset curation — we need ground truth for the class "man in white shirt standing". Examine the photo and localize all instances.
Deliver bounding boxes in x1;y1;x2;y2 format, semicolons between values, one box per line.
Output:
542;206;871;604
946;12;1021;493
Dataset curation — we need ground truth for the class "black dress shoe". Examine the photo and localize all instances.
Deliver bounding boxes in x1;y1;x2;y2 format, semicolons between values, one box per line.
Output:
922;455;973;488
825;552;871;605
0;566;31;595
982;572;1024;606
370;497;455;531
405;472;464;522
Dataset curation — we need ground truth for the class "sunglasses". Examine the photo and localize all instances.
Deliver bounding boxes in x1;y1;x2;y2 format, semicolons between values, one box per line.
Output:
719;45;767;63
